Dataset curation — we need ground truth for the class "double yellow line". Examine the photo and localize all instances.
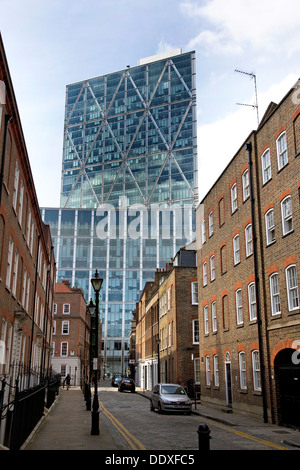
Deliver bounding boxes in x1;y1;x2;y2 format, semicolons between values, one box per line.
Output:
100;402;146;450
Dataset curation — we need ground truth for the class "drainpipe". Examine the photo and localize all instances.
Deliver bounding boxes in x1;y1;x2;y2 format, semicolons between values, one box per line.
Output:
246;142;268;423
0;113;12;206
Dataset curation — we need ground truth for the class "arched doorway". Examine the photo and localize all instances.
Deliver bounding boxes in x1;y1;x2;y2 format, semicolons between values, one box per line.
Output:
274;348;300;428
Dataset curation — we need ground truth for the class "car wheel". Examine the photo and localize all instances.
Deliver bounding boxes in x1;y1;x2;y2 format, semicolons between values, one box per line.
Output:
158;402;163;414
150;400;155;411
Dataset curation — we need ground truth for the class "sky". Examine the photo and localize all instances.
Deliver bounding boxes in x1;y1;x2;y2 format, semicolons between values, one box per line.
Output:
1;0;300;207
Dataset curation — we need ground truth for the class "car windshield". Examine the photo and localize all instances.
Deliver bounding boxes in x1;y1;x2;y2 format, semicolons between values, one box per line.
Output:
161;385;186;395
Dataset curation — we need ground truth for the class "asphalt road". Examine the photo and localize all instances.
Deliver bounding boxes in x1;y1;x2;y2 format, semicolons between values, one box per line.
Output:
99;385;295;451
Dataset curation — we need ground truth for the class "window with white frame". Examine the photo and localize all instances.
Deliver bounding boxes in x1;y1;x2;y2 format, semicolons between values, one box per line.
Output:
53;320;56;335
204;305;209;334
191;281;198;304
242;169;250;201
201;220;206;245
26;209;32;245
203;261;207;286
212;301;217;332
276;131;288;170
12;161;19;211
252;350;261;391
194;358;200;384
6;237;14;288
281;196;293;235
192;319;199;344
239;352;247;389
270;273;281;315
210;255;215;281
265;208;275;245
61;342;68;356
236;289;243;324
63;304;70;314
231;183;238;212
205;355;210;386
208;211;213;237
213;355;219;387
285;265;299;311
21;267;27;306
12;249;19;297
261;148;271;184
18;181;24;226
248;282;257;321
233;234;240;265
54;303;57;314
245;223;253;256
62;321;69;335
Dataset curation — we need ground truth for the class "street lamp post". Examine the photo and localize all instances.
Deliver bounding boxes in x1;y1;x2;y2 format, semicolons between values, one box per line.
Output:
86;299;95;411
90;269;103;435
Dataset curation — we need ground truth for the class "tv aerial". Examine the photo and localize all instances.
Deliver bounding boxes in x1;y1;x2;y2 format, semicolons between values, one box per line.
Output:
235;69;259;126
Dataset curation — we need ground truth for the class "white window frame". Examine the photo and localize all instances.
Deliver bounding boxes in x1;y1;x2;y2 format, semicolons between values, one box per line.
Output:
208;211;213;237
242;169;250;201
276;131;288;170
210;255;215;281
252;350;261;391
12;249;19;297
281;196;293;235
261;148;271;184
63;304;70;315
239;352;247;389
213;355;219;387
203;261;207;286
270;273;281;315
205;355;210;386
61;342;68;357
201;220;206;245
192;319;199;344
245;223;253;257
62;320;70;335
18;180;24;226
204;305;209;334
285;265;299;311
265;208;275;245
233;234;240;265
6;237;14;289
231;183;238;213
12;161;19;211
191;281;198;305
212;301;217;332
248;282;257;321
236;289;243;325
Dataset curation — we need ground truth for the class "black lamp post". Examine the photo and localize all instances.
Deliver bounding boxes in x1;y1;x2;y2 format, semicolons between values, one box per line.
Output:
90;269;103;435
86;299;95;411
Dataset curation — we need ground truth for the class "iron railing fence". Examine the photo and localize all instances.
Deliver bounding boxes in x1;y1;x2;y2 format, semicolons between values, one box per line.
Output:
0;362;60;450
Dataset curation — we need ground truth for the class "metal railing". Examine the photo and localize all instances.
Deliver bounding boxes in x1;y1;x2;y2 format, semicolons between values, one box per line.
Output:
0;363;60;450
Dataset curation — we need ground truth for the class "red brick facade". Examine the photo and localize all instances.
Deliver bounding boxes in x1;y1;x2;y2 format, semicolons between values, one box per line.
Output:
0;35;56;385
197;82;300;426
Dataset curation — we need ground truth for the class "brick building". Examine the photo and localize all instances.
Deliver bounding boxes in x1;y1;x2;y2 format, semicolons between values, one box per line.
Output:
52;281;93;386
135;246;200;393
0;34;56;389
197;80;300;426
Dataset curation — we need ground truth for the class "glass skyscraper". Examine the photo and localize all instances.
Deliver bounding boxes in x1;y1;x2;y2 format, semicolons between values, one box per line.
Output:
42;49;198;374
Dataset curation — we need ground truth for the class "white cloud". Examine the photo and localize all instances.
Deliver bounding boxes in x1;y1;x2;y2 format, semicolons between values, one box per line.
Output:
182;0;300;56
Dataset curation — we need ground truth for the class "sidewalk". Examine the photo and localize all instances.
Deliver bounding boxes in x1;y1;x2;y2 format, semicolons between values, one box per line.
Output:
23;386;123;451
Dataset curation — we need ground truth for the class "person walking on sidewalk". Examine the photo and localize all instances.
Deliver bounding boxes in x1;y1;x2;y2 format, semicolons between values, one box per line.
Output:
64;374;71;390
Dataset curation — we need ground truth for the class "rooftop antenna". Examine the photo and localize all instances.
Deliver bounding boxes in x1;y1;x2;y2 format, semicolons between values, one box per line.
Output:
235;69;259;126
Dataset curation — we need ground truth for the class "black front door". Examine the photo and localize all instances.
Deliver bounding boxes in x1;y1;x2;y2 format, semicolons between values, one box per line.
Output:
275;349;300;428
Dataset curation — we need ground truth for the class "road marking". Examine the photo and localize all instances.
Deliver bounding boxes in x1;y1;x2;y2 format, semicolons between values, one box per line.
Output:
100;402;146;450
206;420;290;450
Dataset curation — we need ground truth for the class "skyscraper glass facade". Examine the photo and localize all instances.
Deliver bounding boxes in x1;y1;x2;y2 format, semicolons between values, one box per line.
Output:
42;50;198;375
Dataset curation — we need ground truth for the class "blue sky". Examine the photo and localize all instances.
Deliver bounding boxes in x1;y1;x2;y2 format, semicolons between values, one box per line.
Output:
1;0;300;206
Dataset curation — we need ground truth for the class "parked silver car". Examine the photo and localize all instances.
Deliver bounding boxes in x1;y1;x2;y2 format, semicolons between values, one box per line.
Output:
150;383;192;414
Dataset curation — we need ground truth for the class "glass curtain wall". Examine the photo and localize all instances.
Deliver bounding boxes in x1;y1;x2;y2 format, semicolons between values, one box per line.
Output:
42;50;198;375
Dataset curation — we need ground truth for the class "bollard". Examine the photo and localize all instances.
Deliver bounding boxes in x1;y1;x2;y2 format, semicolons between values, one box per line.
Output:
197;423;211;451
